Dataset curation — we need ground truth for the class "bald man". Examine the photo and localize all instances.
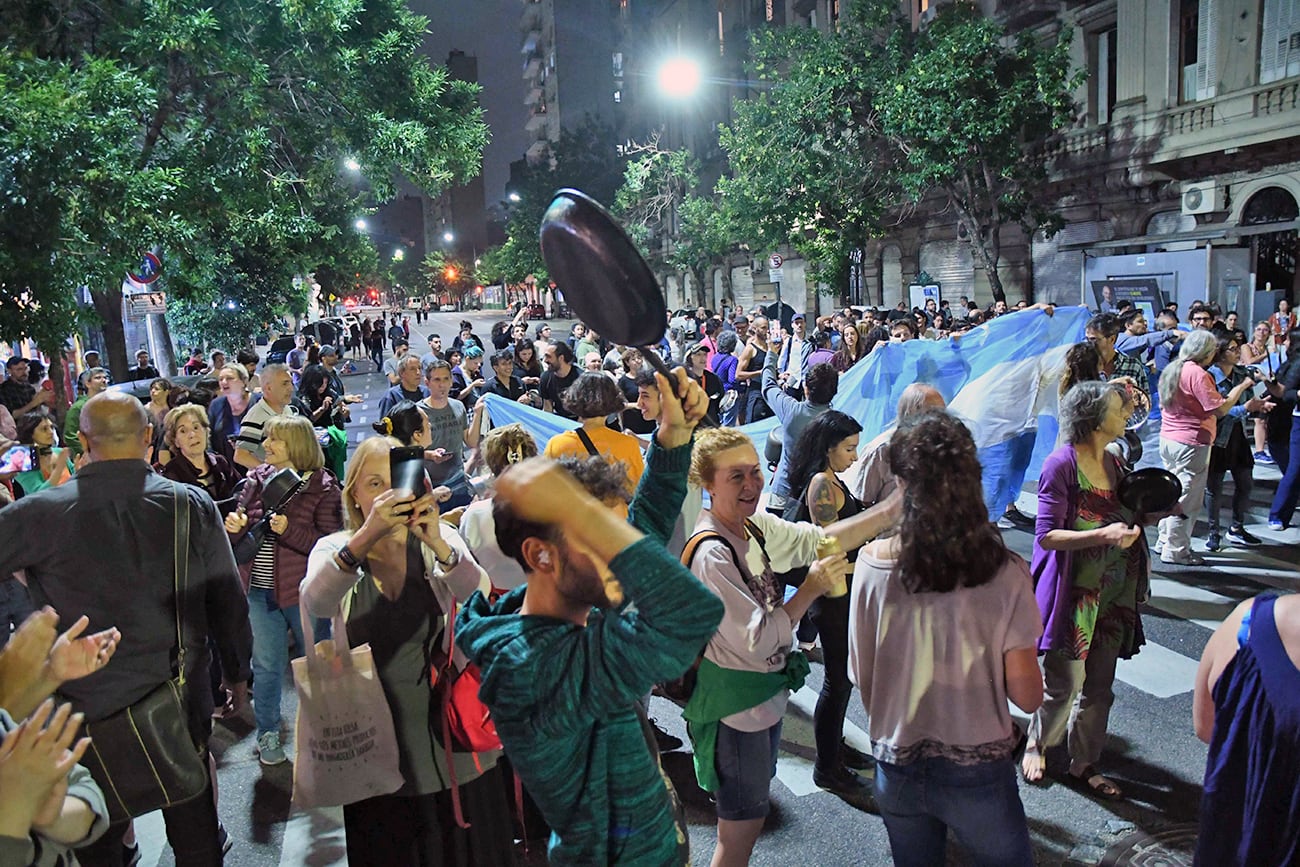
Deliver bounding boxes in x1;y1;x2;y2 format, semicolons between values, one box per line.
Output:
845;383;947;513
0;391;251;866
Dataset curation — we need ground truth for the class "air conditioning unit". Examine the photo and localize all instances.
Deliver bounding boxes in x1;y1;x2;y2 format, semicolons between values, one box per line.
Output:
1181;181;1225;216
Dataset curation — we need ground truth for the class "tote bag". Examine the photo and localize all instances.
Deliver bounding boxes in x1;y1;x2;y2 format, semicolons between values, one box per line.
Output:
291;612;404;808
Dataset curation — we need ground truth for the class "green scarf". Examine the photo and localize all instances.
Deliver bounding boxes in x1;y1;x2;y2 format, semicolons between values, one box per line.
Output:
681;652;810;792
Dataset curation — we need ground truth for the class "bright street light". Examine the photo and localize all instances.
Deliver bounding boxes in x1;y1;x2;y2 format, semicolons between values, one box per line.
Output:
344;157;361;172
393;248;405;261
657;56;703;99
354;218;368;231
442;230;455;243
507;191;521;203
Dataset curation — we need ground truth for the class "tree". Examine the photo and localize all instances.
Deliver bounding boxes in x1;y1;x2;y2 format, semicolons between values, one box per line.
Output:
874;1;1081;302
1;0;488;379
716;3;901;296
614;139;734;307
485;118;629;287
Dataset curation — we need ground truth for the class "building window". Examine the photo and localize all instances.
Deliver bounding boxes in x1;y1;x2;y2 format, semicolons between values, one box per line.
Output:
1092;27;1117;124
1261;0;1300;84
612;52;623;78
613;89;621;103
718;10;725;56
1180;0;1218;102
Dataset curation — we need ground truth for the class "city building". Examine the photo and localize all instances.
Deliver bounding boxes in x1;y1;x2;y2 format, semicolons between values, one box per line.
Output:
427;50;490;262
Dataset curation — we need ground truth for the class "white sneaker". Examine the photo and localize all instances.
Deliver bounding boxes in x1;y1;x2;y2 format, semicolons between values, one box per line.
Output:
257;731;287;766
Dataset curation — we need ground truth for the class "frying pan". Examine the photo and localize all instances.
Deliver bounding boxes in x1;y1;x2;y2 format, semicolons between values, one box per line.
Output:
1117;467;1182;529
539;189;677;385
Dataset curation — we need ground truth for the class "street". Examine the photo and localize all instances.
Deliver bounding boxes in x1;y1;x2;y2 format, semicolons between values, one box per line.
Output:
130;310;1298;867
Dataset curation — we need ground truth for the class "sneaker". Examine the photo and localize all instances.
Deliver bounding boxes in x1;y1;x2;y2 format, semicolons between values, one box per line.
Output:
1205;532;1221;553
1160;552;1205;566
840;740;876;771
257;731;287;766
1226;525;1261;546
650;720;683;753
996;515;1017;530
1254;451;1276;465
1268;519;1286;531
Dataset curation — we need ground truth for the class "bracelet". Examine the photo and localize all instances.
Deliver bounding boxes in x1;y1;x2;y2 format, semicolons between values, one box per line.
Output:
336;544;361;570
434;547;460;569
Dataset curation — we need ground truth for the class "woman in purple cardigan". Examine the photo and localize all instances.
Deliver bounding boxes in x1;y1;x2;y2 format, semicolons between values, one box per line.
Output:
1021;381;1148;800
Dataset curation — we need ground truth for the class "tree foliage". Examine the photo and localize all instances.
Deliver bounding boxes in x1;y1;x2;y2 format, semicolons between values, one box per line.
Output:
717;0;1079;302
1;0;488;377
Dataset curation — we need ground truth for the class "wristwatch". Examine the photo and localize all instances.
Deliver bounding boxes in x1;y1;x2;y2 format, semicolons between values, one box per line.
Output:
434;546;460;570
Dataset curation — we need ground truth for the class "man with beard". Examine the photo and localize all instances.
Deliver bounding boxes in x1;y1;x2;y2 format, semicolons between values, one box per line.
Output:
457;369;721;866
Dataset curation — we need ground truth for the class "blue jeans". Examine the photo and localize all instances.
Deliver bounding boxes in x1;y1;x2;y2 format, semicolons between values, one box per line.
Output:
248;586;331;736
1269;413;1300;526
874;755;1033;867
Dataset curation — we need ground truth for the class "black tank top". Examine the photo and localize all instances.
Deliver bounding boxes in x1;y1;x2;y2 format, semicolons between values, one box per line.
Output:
832;477;865;563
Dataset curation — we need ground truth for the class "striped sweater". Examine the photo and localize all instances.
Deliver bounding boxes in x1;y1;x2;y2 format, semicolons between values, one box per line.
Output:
456;438;724;865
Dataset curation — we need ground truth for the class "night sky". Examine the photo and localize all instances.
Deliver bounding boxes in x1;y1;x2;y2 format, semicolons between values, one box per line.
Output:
409;0;528;205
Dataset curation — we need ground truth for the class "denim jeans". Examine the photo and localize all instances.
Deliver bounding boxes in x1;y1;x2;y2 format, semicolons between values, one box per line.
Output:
714;721;781;821
1269;413;1300;526
248;586;330;736
874;755;1034;867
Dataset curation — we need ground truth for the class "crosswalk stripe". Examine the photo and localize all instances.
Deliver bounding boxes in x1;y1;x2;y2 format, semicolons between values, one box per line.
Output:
1115;641;1201;698
773;684;875;798
278;805;346;867
1147;577;1239;632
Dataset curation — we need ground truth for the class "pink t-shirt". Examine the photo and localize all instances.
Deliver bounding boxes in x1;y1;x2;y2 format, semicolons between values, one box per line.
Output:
1160;362;1223;446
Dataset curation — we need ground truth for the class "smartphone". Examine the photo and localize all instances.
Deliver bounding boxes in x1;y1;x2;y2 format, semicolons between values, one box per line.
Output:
0;445;33;474
389;446;430;497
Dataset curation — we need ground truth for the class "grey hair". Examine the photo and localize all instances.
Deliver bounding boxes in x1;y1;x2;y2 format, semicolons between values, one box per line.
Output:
1059;380;1125;445
398;354;423;374
262;363;290;380
896;383;944;422
1158;330;1217;406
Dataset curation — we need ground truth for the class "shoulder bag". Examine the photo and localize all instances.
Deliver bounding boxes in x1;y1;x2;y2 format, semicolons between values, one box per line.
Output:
79;485;209;824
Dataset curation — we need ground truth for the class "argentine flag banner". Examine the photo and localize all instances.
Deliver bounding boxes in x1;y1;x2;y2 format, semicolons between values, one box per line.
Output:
482;305;1088;519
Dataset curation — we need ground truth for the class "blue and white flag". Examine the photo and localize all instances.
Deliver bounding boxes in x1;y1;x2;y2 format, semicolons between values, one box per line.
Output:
481;393;579;451
761;306;1089;518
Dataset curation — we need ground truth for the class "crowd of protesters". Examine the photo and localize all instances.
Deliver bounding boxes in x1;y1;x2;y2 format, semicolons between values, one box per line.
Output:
0;289;1295;867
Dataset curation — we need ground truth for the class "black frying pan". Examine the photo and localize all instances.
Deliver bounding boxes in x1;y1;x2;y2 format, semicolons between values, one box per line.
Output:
1117;467;1182;529
539;189;678;385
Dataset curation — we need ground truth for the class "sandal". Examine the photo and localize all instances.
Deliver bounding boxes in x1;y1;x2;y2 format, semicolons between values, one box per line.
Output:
1020;741;1047;785
1068;764;1123;800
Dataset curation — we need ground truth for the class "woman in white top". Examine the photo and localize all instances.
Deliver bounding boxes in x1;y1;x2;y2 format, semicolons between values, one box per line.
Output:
684;426;898;867
849;411;1044;867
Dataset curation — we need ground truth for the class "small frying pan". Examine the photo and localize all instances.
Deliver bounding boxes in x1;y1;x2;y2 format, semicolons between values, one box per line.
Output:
1117;467;1182;529
539;189;683;391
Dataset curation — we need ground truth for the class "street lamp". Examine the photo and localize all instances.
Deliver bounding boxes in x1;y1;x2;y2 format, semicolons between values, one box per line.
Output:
442;230;455;244
657;56;703;100
354;218;368;231
393;248;405;261
507;191;521;203
344;157;361;172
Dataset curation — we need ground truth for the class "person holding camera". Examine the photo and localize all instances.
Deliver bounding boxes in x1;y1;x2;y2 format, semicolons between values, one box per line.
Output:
224;415;341;766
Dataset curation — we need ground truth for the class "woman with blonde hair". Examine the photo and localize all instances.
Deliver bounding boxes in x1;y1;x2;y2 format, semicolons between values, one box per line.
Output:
208;365;256;463
683;426;899;866
157;404;239;511
458;423;539;594
302;436;515;866
224;414;342;766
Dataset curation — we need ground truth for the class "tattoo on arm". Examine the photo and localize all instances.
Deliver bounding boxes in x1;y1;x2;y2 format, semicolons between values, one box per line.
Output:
808;475;839;527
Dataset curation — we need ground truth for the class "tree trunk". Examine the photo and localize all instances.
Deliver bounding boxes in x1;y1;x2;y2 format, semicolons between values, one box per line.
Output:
90;286;131;383
692;267;710;309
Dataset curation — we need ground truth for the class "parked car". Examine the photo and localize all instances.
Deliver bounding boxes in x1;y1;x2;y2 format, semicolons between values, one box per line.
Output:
265;336;296;365
109;373;213;403
301;320;342;347
668;308;714;339
439;303;456;312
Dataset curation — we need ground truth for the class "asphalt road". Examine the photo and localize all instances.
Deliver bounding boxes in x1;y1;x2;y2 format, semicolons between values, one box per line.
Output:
129;312;1297;866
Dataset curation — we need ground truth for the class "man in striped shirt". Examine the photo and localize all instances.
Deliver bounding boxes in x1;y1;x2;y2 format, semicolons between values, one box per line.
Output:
233;364;299;470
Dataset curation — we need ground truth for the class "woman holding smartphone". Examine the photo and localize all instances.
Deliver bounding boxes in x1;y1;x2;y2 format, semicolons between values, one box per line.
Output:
6;411;75;497
303;436;515;867
224;415;342;767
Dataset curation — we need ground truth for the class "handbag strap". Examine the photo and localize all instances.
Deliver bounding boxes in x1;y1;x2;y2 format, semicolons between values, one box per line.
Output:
574;427;600;457
172;483;190;685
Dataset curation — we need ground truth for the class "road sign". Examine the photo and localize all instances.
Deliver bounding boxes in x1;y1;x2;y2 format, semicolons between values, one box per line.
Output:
768;268;784;283
768;253;783;269
127;252;162;285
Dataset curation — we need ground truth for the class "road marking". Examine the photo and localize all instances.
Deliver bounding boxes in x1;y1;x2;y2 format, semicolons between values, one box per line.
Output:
136;809;166;867
773;684;875;798
279;805;347;867
1147;578;1239;632
1115;640;1200;698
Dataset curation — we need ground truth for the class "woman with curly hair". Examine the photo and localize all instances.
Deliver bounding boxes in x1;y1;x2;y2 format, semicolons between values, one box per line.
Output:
511;339;543;387
849;411;1043;867
786;410;876;797
1023;381;1148;799
1059;341;1103;397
